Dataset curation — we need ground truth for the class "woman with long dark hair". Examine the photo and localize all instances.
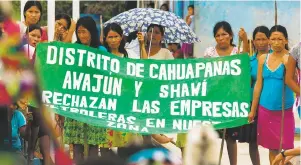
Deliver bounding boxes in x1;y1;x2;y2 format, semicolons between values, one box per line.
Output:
239;26;271;165
19;0;47;41
204;21;241;165
250;25;295;164
103;23;137;154
53;13;75;42
138;24;174;60
21;24;55;165
103;23;128;57
23;24;42;63
63;16;107;163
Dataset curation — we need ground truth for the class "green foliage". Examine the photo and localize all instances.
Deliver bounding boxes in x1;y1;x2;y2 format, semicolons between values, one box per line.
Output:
80;1;126;22
11;1;21;21
55;1;72;17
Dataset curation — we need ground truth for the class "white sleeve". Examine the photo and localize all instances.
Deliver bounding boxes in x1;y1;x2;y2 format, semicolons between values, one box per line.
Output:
204;47;213;58
165;49;174;59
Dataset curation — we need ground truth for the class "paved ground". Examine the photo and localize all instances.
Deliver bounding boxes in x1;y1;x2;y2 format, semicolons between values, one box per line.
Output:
57;110;300;164
162;135;300;165
162;110;300;165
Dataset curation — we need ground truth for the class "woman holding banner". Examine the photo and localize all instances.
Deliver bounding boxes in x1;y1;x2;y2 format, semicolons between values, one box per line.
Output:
63;16;108;163
137;24;174;146
104;23;172;155
249;25;295;164
138;24;174;60
203;21;242;165
103;22;139;155
239;26;271;165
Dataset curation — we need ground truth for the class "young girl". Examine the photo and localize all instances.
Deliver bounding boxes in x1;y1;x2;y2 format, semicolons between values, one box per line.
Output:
23;24;42;63
250;25;295;164
182;5;194;58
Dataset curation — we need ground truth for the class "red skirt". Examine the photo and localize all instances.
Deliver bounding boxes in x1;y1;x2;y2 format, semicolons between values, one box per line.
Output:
257;105;295;150
181;43;193;55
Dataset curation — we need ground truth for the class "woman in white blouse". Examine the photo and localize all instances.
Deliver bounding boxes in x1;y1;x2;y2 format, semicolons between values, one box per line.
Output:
138;24;174;60
204;21;248;165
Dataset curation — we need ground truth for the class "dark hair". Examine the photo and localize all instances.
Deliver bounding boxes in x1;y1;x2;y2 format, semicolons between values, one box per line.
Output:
188;5;194;10
253;26;270;40
12;102;19;109
147;2;155;8
160;4;169;11
75;16;100;48
270;25;289;50
55;13;71;30
23;1;42;23
0;7;4;23
103;23;128;57
168;43;181;49
127;30;138;43
213;21;235;46
26;24;42;34
147;24;164;36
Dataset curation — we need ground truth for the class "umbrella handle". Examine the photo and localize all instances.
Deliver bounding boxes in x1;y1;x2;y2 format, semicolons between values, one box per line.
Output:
238;39;242;54
100;15;104;44
138;25;143;59
147;28;154;59
249;39;253;56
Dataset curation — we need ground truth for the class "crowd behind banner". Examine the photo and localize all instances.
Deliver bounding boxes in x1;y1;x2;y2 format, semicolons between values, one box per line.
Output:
0;1;300;165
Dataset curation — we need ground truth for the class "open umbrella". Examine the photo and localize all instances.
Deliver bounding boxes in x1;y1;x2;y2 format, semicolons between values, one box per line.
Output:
104;8;200;43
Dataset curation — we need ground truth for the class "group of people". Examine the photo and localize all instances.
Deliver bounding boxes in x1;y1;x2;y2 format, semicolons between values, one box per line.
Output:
202;20;300;165
0;0;300;165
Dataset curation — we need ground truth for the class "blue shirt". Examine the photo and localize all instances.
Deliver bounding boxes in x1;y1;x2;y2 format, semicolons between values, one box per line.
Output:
4;110;26;151
259;54;294;110
98;46;107;52
250;50;273;101
250;54;258;101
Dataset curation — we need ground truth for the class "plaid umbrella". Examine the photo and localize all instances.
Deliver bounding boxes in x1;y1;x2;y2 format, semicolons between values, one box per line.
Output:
104;8;200;43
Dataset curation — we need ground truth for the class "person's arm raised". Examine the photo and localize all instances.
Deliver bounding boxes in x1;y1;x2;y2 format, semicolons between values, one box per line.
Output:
137;32;148;59
63;20;76;43
238;28;249;53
